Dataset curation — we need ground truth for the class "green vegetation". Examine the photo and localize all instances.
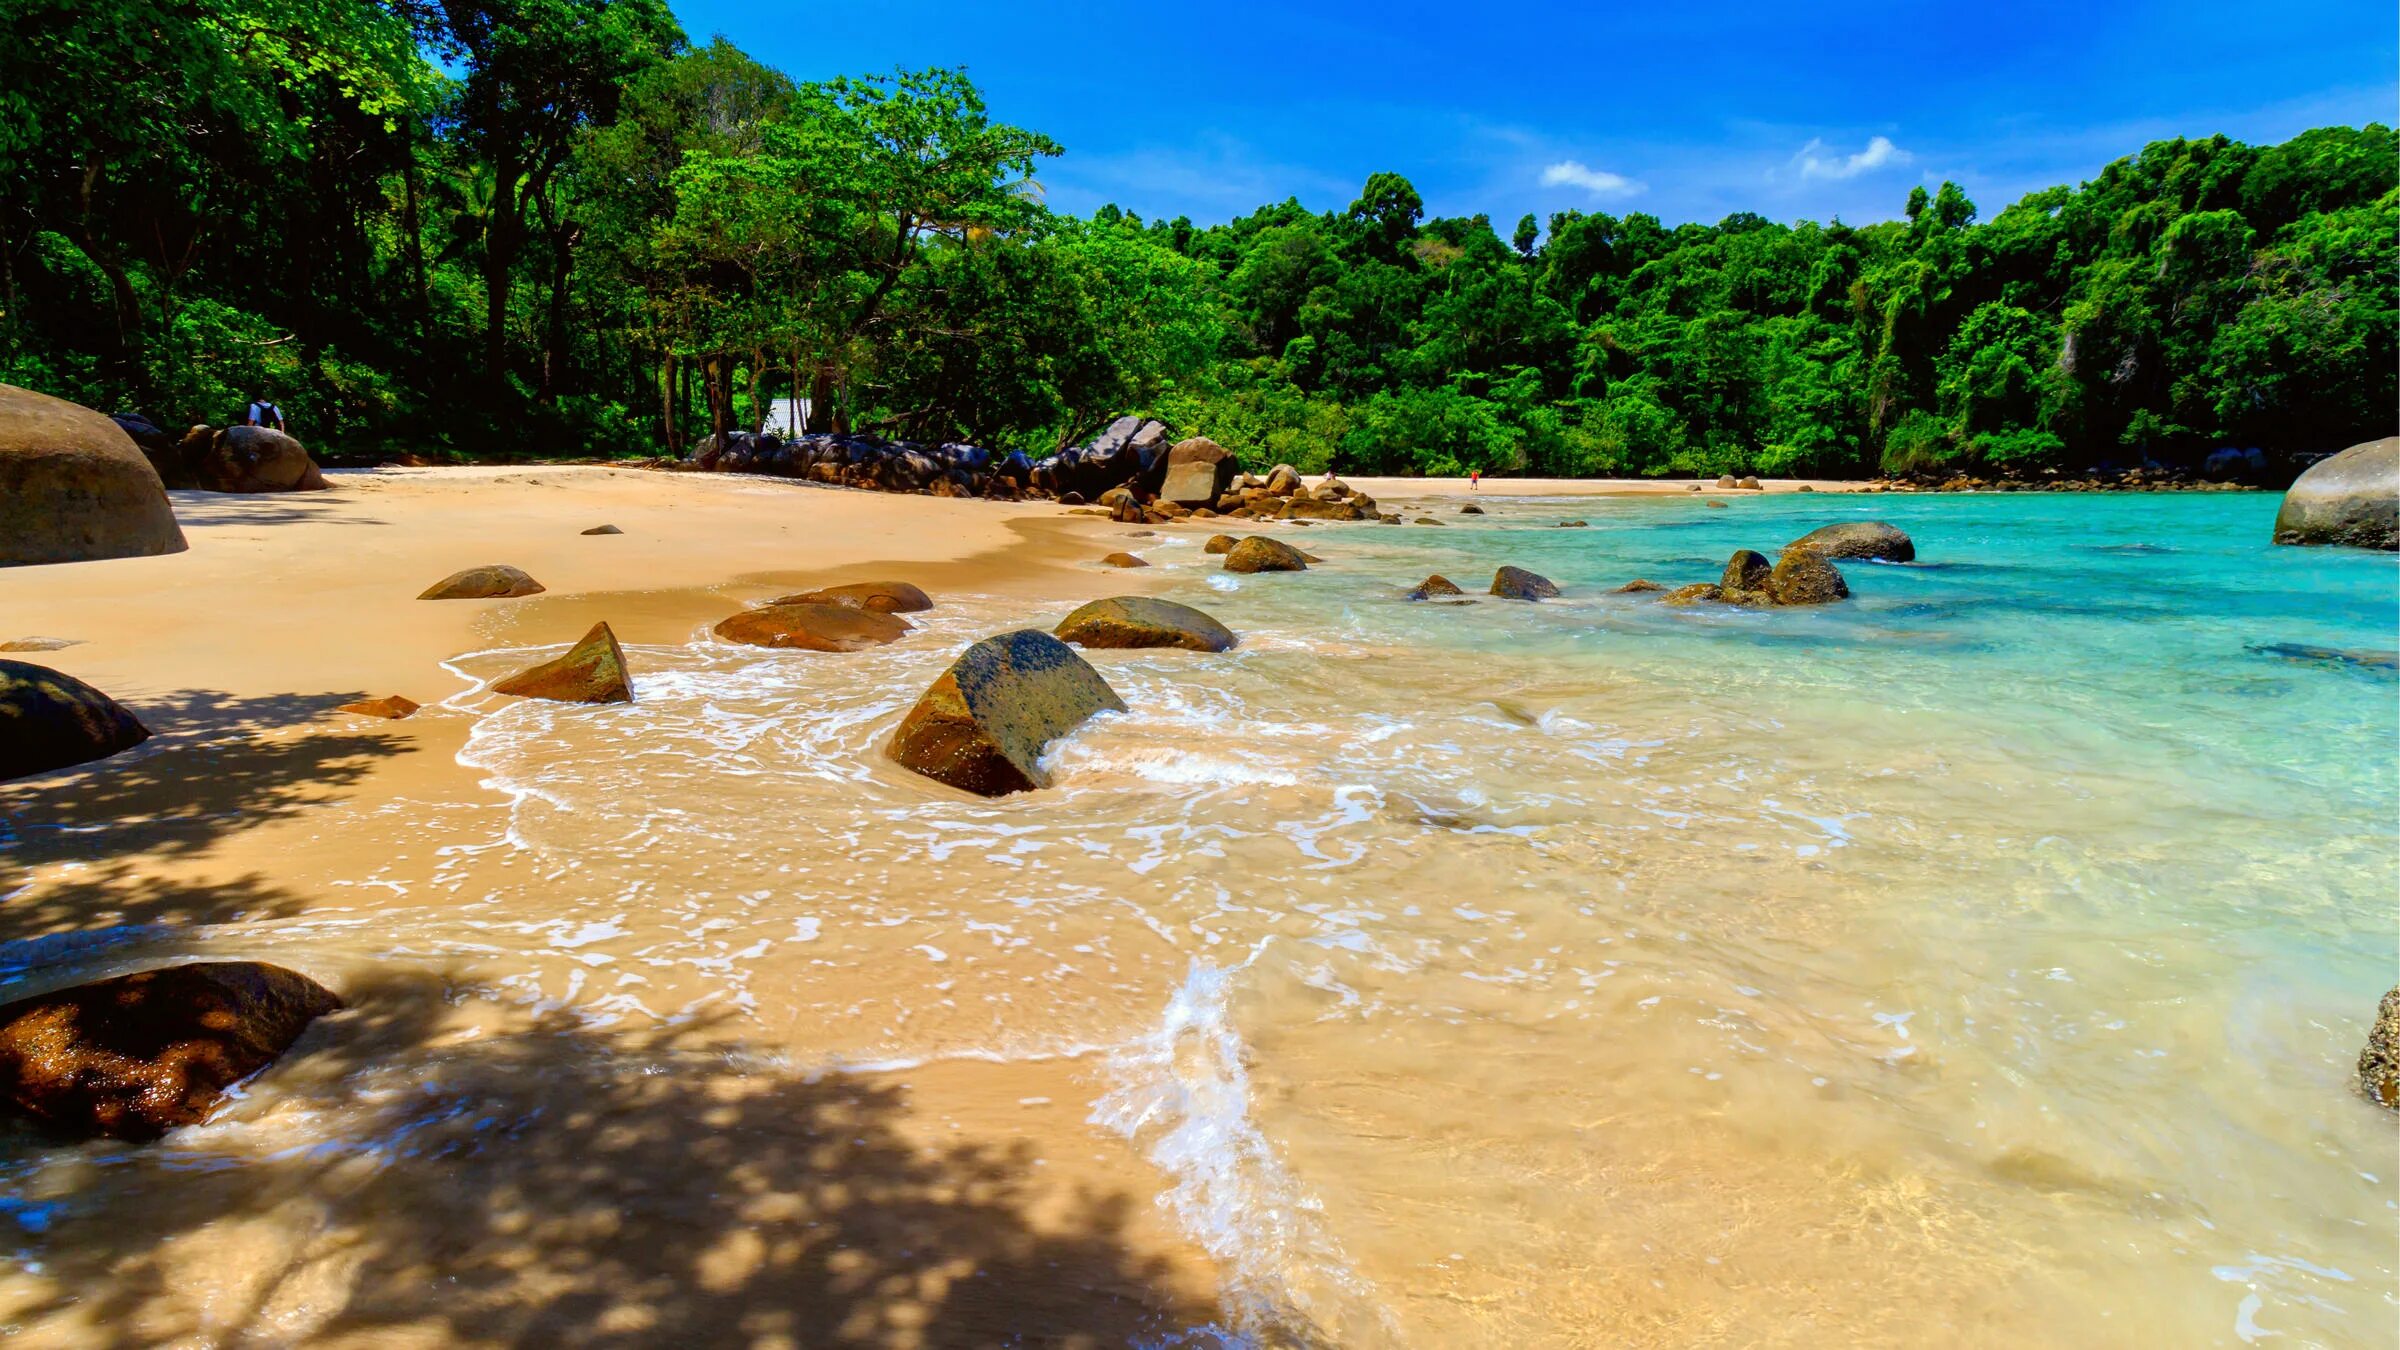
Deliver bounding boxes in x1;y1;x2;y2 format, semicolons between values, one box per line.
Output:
3;0;2392;475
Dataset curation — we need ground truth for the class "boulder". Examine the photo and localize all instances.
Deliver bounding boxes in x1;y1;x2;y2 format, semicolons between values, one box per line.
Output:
491;622;633;703
1736;476;1762;490
337;694;419;720
1203;534;1237;556
2360;987;2400;1109
0;660;150;781
1412;517;1444;526
715;603;911;652
1786;520;1915;562
0;962;341;1142
1721;549;1775;598
1282;496;1370;522
1716;475;1738;488
1055;597;1238;652
582;524;623;536
0;383;187;567
1662;583;1723;606
772;581;934;614
1769;548;1850;605
419;565;544;600
1099;551;1149;569
1157;438;1240;508
1406;574;1464;601
1614;579;1664;593
1490;566;1559;601
1264;464;1302;496
1705;500;1728;509
888;630;1126;796
1459;503;1485;515
2274;438;2398;550
1223;536;1309;573
191;425;327;493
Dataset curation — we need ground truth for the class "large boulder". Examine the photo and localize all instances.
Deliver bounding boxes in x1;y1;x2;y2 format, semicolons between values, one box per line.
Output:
2274;438;2398;550
1202;534;1237;556
887;630;1126;796
491;622;633;703
1054;597;1237;652
191;424;326;493
1785;520;1915;563
419;565;545;600
0;383;187;567
2360;987;2400;1110
1769;548;1850;605
0;659;150;781
1282;496;1371;522
1223;536;1309;574
715;603;911;651
1720;549;1776;602
1155;437;1240;508
769;581;933;614
0;962;341;1141
1490;566;1559;601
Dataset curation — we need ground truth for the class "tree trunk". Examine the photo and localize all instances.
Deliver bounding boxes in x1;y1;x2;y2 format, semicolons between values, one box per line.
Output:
706;353;733;449
748;346;766;435
483;150;523;406
659;350;680;456
806;359;842;434
539;223;576;402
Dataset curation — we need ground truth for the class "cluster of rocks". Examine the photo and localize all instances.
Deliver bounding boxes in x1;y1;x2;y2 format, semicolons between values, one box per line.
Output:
111;413;326;493
688;430;1038;499
1647;521;1909;607
1867;445;2307;495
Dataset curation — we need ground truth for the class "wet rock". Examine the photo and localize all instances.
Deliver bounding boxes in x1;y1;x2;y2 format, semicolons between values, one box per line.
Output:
418;565;545;600
770;581;933;614
1720;549;1777;603
2245;642;2400;672
0;637;80;652
1458;503;1485;515
715;603;910;652
1614;579;1664;593
191;425;327;493
1223;536;1309;574
1054;596;1237;652
1490;566;1559;601
1557;520;1588;528
582;524;623;535
491;622;633;703
1705;500;1728;509
0;383;187;567
1412;517;1445;526
2360;987;2400;1109
1203;534;1237;555
1786;520;1915;562
1662;583;1723;606
2274;438;2398;550
1099;551;1149;569
1769;548;1851;605
0;962;342;1141
337;694;419;720
1406;574;1465;601
888;630;1125;796
0;659;150;780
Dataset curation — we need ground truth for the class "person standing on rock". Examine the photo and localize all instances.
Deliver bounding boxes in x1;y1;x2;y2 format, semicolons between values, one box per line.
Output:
245;394;286;432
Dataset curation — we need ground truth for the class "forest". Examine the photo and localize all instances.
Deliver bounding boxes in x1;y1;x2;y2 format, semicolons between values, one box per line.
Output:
4;0;2393;479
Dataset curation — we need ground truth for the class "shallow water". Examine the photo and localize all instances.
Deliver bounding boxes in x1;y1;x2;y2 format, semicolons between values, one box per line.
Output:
5;490;2397;1345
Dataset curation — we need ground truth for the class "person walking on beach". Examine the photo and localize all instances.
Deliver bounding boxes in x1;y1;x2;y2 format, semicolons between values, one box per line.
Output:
1470;468;1480;491
245;394;286;432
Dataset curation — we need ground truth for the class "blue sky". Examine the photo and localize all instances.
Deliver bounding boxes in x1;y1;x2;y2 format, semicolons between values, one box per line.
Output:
671;0;2396;232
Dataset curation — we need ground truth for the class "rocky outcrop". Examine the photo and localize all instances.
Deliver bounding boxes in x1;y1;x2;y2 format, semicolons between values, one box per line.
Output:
1099;551;1149;569
1054;597;1237;652
770;581;933;614
491;622;633;703
2360;987;2399;1109
714;603;910;651
1768;548;1850;605
0;962;341;1141
2274;438;2398;550
419;565;545;600
694;429;1037;501
337;694;419;719
0;384;187;567
1223;536;1309;574
0;660;151;780
1407;574;1464;601
1662;583;1723;606
1155;437;1240;507
189;425;327;493
1721;549;1775;597
1786;520;1915;562
887;630;1126;795
1490;566;1559;601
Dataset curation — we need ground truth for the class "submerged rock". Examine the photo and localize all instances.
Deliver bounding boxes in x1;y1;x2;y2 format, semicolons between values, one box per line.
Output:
1223;536;1309;574
0;383;187;567
1407;574;1465;601
2245;642;2399;672
1614;579;1664;593
2274;438;2398;550
1459;503;1485;515
1769;548;1851;605
1787;520;1915;562
888;630;1126;796
715;603;910;652
1490;565;1559;601
771;581;934;614
1054;597;1237;652
0;962;342;1141
0;659;151;780
337;694;419;720
491;622;633;703
418;564;545;600
1705;500;1728;509
1663;583;1724;606
1099;551;1150;568
2361;988;2400;1109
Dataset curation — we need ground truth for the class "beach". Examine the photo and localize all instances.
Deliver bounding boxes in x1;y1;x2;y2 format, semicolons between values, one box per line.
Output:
2;467;2394;1346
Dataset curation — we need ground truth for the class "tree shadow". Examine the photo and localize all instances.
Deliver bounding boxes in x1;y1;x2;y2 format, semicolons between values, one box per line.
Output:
0;968;1224;1347
163;492;391;529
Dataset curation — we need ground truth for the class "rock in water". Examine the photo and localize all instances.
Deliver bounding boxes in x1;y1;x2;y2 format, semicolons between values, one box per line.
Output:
419;565;545;600
714;603;910;652
0;659;151;780
0;962;342;1141
2274;437;2398;550
1663;583;1724;606
2245;642;2400;673
1721;549;1775;597
1490;566;1559;600
337;694;419;719
1769;549;1850;605
0;383;187;567
1407;574;1465;601
1223;536;1309;573
1099;551;1150;569
1055;597;1238;652
2360;988;2400;1109
771;581;933;614
1614;579;1664;593
1459;503;1485;515
491;622;633;703
1705;500;1728;509
1786;520;1915;562
888;630;1126;796
1203;534;1237;556
192;425;326;493
1158;437;1239;507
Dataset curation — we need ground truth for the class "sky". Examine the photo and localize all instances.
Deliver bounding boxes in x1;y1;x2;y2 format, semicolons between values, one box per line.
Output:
669;0;2397;233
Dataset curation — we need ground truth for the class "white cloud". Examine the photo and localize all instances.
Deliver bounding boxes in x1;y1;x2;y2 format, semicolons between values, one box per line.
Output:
1539;160;1645;199
1796;135;1910;181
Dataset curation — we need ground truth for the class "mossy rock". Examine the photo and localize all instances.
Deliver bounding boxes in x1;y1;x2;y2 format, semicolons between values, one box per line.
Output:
1054;597;1237;652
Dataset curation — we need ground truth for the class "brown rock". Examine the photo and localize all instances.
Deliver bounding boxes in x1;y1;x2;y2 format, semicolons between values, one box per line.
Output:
1737;475;1762;490
582;524;623;535
0;962;342;1141
1412;517;1444;526
337;695;419;720
491;622;633;703
191;425;327;493
1769;549;1851;605
1459;503;1485;515
1406;574;1464;601
1223;536;1309;573
1716;475;1738;488
1159;437;1240;507
1705;500;1729;509
1203;534;1237;555
2360;987;2400;1109
888;630;1126;796
1055;597;1238;652
1557;520;1588;528
1662;583;1724;606
0;383;187;567
0;637;80;652
1282;496;1370;522
1614;579;1664;593
0;659;150;781
419;565;545;600
1490;565;1559;601
1786;520;1915;562
715;603;911;652
771;581;934;614
1264;464;1302;495
1099;551;1150;568
1721;549;1775;594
